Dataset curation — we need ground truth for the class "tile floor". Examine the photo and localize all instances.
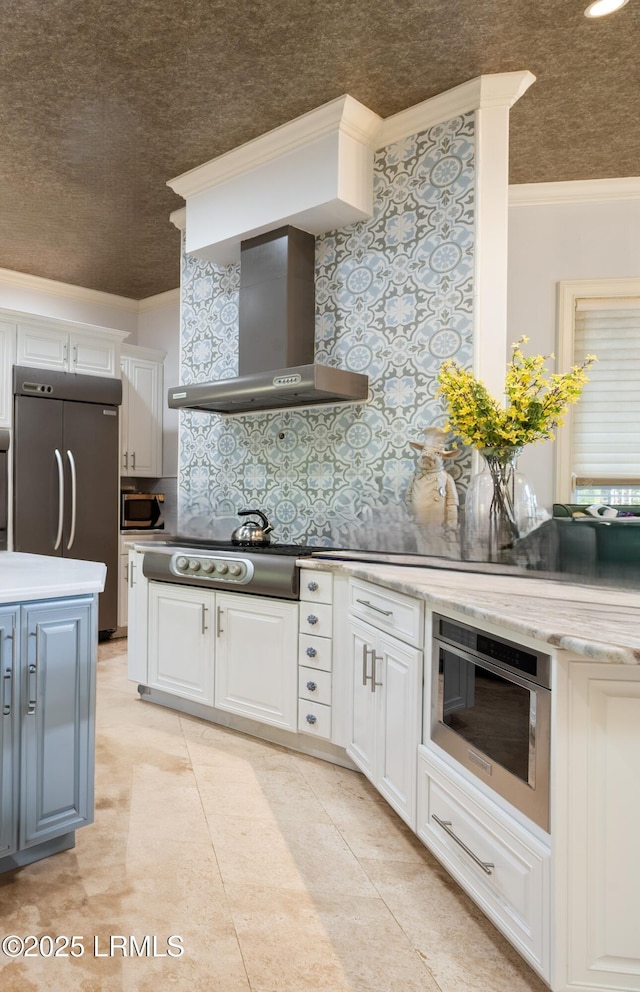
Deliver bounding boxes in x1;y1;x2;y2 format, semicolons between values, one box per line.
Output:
0;640;550;991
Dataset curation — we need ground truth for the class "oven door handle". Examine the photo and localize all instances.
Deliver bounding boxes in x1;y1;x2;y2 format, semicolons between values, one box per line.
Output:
432;814;494;875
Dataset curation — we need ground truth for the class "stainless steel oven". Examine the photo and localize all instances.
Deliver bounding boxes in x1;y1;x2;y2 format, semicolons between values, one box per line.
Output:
430;613;551;831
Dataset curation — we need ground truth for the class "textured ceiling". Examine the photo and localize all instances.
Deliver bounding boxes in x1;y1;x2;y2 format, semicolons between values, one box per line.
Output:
0;0;638;300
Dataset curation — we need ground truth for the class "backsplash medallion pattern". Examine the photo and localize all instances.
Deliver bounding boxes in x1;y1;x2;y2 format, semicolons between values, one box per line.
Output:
179;114;475;548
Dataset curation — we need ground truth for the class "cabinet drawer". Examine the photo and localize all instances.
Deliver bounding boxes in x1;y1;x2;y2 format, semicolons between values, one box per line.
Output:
299;568;333;604
298;699;331;739
349;579;423;647
298;666;332;705
298;633;332;672
417;750;549;976
299;602;332;637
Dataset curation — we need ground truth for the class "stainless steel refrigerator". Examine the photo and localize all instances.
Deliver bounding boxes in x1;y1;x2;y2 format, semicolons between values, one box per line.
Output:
13;365;122;633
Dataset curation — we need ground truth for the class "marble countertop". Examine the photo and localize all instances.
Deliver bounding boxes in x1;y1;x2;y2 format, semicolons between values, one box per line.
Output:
301;558;640;665
0;552;106;604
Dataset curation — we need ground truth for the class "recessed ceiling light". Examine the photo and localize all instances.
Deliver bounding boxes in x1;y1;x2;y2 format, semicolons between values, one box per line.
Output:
584;0;629;17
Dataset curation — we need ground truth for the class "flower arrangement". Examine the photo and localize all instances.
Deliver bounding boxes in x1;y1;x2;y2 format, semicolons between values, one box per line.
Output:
437;336;596;451
436;338;597;559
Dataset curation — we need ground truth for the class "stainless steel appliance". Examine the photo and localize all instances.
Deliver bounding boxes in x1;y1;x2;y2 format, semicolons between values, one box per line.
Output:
121;492;165;530
13;365;122;632
0;430;9;551
168;227;369;415
141;539;316;600
430;613;551;830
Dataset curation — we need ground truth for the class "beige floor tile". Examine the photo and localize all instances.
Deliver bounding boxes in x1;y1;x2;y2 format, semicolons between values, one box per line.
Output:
294;753;387;807
196;767;333;825
225;883;441;992
360;857;548;992
323;798;429;864
208;815;378;898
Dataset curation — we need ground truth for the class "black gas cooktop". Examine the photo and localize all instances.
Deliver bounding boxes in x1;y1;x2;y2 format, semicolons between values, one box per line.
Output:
159;537;318;557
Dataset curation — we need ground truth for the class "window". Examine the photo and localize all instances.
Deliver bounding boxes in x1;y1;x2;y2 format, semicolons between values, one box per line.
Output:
556;278;640;504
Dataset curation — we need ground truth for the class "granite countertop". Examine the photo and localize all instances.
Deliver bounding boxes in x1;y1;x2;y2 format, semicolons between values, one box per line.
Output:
0;552;106;604
301;558;640;665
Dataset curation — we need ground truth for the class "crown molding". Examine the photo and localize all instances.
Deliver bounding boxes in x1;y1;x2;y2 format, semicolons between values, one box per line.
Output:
137;287;180;312
0;265;139;313
378;71;536;148
170;207;187;231
0;265;180;314
509;176;640;205
168;96;383;200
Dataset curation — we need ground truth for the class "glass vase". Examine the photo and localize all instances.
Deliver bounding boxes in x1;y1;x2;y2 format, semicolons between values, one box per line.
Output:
463;447;538;562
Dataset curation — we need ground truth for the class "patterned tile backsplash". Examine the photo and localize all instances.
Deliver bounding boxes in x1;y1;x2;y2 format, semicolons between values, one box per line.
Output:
178;113;475;549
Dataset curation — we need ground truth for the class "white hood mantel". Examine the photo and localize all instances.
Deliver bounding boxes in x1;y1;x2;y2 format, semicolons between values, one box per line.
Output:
168;71;534;267
168;70;535;401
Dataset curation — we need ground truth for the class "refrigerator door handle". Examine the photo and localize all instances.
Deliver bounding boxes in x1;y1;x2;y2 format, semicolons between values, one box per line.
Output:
66;449;77;550
54;448;64;550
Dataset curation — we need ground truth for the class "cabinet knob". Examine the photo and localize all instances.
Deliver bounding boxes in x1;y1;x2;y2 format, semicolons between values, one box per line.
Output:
305;713;317;725
306;681;317;692
306;646;317;658
307;614;318;625
307;581;318;592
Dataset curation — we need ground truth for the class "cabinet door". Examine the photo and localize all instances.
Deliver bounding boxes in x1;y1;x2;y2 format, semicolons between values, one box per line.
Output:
375;631;422;828
148;583;215;705
20;599;95;848
0;320;16;428
70;332;118;377
0;608;19;858
118;553;129;628
346;618;377;780
215;593;298;730
127;550;148;682
123;358;162;476
16;324;68;371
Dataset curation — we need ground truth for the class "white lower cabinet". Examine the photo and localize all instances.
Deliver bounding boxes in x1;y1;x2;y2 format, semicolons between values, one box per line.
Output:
148;583;215;706
214;592;298;730
127;549;149;683
347;615;422;828
417;746;550;980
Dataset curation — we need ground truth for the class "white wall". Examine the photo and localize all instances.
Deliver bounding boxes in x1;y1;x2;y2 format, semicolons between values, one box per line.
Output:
507;197;640;509
137;294;180;476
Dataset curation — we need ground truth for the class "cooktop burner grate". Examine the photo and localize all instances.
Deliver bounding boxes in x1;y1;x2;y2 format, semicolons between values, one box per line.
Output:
159;538;317;557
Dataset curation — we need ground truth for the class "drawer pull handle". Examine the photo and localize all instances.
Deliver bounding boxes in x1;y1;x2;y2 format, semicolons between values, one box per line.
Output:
307;581;319;592
306;646;317;658
305;713;317;725
356;598;393;617
306;680;317;692
432;814;494;875
307;614;318;625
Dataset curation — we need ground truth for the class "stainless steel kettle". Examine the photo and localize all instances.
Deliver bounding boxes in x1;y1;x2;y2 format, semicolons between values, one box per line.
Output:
231;509;274;546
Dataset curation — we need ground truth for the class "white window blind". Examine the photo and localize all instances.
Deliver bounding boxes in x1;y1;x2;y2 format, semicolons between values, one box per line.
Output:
572;297;640;488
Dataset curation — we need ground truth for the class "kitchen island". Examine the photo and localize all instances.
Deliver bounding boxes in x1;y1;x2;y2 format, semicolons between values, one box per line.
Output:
128;543;640;992
0;552;105;874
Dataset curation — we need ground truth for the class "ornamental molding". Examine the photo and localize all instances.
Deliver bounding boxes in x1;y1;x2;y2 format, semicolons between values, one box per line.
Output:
509;177;640;205
377;71;536;148
168;95;383;200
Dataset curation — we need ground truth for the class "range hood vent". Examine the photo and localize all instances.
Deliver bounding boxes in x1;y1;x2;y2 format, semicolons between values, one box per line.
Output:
168;226;369;415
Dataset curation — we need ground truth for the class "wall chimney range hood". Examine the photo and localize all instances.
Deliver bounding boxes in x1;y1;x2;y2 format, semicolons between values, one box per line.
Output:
168;226;369;415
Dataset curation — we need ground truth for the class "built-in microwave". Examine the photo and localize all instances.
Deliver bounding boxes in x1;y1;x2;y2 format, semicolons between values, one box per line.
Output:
430;613;551;831
120;492;165;530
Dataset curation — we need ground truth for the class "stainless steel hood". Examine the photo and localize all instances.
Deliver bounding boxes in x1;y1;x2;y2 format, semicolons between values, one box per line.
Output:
168;226;369;415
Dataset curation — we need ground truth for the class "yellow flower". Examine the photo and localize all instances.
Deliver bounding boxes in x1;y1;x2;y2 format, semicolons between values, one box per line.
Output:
436;336;596;450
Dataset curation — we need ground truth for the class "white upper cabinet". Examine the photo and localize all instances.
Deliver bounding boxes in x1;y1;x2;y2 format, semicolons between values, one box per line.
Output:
16;320;126;377
0;320;16;428
120;345;164;477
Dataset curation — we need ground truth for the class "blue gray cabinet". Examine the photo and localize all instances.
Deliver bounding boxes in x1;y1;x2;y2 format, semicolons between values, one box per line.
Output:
0;596;96;873
0;607;18;858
